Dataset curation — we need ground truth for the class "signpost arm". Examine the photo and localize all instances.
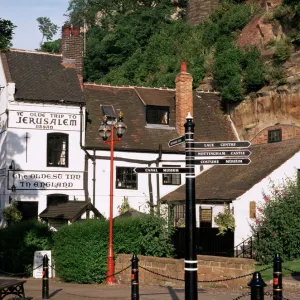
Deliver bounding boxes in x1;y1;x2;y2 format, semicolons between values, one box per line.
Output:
184;113;198;300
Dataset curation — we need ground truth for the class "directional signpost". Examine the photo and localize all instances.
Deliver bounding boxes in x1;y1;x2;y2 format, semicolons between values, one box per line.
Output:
193;141;251;149
194;158;251;165
139;124;253;300
134;167;190;174
194;150;251;157
168;135;185;147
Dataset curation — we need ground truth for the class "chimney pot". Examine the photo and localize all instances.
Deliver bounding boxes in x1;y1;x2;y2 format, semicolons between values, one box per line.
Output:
71;25;80;37
62;24;71;37
180;61;187;73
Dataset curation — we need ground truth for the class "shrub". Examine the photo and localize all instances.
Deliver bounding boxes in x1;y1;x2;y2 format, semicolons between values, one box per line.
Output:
274;38;292;63
2;201;22;224
252;177;300;264
53;219;108;283
0;220;53;274
214;203;235;235
53;216;174;283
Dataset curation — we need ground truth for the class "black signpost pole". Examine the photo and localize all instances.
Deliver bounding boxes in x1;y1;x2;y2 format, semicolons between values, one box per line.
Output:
184;113;198;300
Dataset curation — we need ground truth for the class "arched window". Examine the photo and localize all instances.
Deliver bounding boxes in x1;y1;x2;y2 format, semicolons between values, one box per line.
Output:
47;133;68;167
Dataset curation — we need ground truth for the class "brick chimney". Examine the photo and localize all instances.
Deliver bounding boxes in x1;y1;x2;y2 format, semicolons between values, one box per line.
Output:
175;62;193;136
61;24;83;86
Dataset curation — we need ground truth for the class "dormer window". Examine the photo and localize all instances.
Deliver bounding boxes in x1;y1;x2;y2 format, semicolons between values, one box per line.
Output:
268;129;282;143
146;106;169;125
101;105;117;122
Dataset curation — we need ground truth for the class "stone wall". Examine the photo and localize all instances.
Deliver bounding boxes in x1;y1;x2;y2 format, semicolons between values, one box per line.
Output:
186;0;220;25
115;254;255;288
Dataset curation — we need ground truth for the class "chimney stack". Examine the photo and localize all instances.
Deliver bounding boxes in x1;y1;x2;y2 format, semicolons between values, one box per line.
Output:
61;24;83;86
175;62;193;136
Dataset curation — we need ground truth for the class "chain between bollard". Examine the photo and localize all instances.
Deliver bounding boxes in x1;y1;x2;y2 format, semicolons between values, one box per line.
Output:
232;292;251;300
264;291;290;300
0;263;43;277
139;265;272;283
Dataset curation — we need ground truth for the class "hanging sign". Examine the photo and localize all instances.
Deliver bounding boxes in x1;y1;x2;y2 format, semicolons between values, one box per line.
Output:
8;110;80;131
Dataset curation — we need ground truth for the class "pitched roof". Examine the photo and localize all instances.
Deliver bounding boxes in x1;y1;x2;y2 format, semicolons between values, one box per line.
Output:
39;201;103;221
162;139;300;202
84;84;236;152
2;50;84;103
114;209;146;219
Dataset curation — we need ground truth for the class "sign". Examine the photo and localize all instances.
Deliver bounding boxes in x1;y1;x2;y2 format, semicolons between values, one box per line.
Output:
195;150;251;157
168;136;185;147
33;250;52;279
193;141;251;149
8;110;81;131
8;170;84;190
194;158;251;165
0;112;7;134
134;167;190;174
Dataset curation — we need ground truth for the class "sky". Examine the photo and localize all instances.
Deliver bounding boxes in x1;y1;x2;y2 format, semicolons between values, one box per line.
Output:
1;0;70;50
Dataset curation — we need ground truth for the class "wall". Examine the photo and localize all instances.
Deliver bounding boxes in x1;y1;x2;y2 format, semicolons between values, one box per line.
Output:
87;150;206;218
186;0;220;25
2;101;86;213
115;254;255;288
233;152;300;246
230;91;300;141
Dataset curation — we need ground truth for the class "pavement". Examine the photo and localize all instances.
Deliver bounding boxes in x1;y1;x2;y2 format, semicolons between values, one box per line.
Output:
3;276;299;300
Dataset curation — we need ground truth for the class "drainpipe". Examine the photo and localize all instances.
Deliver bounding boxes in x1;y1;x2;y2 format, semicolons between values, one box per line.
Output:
155;144;162;216
80;104;96;205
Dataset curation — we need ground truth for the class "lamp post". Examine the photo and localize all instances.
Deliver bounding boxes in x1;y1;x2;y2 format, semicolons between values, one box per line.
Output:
99;112;127;284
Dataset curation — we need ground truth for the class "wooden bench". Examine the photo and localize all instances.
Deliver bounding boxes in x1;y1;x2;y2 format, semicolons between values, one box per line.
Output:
0;279;26;300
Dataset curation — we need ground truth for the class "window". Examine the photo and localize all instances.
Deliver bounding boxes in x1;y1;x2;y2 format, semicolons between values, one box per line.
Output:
101;105;117;122
162;165;181;185
47;133;68;167
200;207;212;228
116;167;137;189
174;204;185;221
146;106;169;125
249;201;256;219
268;129;282;143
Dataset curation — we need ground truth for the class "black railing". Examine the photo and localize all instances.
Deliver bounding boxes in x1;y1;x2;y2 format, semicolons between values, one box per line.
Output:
228;236;253;259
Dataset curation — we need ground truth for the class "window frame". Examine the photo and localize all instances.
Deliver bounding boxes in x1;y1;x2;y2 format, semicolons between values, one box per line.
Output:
146;105;169;125
47;133;69;167
101;105;117;122
162;165;181;185
116;167;138;190
199;207;212;228
268;129;282;143
249;201;256;219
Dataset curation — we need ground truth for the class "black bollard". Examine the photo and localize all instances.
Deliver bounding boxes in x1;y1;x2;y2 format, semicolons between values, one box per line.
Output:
42;254;49;300
248;271;266;300
131;254;139;300
273;254;283;300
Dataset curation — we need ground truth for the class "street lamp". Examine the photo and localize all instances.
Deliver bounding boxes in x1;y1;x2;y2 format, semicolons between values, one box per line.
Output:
99;112;127;284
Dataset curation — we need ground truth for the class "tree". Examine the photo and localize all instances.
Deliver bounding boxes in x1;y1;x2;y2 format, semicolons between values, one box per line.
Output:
36;17;59;45
39;39;61;53
0;18;16;51
252;177;300;264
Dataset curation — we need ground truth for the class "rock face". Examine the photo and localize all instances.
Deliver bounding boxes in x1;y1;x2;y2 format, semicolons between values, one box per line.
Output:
230;91;300;142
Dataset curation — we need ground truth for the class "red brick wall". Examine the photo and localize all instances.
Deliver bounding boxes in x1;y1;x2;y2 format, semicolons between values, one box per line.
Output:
251;124;300;144
115;254;255;288
175;62;193;136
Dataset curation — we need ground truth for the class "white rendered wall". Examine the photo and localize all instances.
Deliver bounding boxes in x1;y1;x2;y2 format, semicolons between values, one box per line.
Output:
233;152;300;246
4;101;86;214
87;150;206;218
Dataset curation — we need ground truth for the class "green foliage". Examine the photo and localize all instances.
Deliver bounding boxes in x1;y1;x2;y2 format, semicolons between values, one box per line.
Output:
114;215;175;257
214;203;235;235
39;39;61;53
117;196;131;215
69;0;261;102
0;18;16;51
274;38;292;63
252;177;300;264
264;64;286;85
2;201;22;224
36;17;59;44
0;220;53;274
53;219;108;283
53;216;174;283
